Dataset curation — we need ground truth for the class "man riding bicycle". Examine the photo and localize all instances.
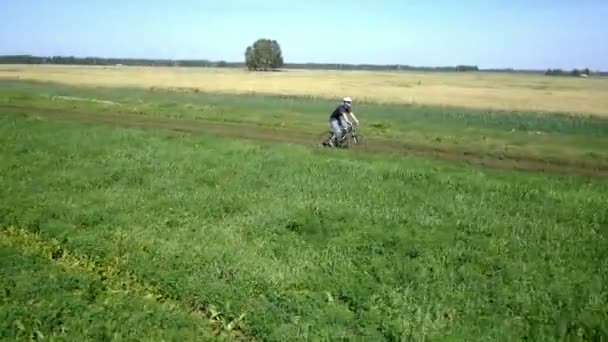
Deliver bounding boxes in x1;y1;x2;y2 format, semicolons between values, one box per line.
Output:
328;97;360;147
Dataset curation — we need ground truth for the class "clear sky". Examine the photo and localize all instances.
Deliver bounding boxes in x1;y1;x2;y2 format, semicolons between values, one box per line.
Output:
2;0;607;70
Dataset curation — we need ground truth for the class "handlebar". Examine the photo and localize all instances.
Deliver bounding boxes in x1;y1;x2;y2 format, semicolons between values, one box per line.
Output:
344;123;359;133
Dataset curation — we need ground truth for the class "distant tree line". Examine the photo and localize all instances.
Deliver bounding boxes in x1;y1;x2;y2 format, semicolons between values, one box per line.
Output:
0;55;234;68
0;55;482;72
278;63;481;72
1;54;605;75
545;68;592;77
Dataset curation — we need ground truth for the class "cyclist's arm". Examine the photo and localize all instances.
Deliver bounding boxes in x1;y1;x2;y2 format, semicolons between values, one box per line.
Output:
341;112;352;126
349;112;360;125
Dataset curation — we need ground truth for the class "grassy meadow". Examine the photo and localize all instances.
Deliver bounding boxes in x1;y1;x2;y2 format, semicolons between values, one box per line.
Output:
2;79;608;172
1;112;607;340
1;68;608;340
2;64;608;116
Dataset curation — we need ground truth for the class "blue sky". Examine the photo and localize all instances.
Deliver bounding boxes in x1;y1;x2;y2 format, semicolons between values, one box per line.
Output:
2;0;607;70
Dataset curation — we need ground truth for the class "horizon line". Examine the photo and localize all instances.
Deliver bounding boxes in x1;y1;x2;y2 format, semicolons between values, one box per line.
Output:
0;54;605;73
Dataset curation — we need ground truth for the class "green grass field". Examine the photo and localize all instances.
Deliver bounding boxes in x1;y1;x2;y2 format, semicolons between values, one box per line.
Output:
2;80;608;173
1;79;608;340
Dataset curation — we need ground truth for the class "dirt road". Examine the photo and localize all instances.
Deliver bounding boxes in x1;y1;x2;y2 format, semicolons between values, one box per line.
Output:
2;105;607;178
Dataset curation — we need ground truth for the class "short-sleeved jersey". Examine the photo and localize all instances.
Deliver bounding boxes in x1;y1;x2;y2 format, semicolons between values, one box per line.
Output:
330;104;351;120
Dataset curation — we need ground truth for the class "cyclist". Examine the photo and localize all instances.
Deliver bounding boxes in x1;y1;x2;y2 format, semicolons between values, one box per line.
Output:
328;97;360;147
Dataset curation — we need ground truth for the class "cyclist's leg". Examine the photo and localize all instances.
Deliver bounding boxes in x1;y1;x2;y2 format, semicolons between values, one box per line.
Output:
330;118;342;146
338;118;349;141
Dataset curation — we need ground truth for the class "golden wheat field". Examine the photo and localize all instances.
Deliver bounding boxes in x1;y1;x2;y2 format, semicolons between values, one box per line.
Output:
2;64;608;116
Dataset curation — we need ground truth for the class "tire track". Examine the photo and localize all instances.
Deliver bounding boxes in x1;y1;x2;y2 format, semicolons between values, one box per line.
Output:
2;104;607;178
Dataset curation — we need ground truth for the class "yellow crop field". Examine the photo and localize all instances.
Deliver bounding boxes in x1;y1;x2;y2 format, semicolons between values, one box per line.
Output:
2;64;608;116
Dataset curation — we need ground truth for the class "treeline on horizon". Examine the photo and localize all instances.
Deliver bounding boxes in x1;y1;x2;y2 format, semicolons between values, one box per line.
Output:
0;55;604;75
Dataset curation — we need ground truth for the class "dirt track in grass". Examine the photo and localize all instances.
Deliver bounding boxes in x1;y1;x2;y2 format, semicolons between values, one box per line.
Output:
3;104;607;178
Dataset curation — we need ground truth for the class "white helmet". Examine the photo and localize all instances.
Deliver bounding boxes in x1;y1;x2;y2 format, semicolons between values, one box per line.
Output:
343;97;352;108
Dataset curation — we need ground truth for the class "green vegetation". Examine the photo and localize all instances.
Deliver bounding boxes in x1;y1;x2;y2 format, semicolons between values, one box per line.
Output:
0;229;223;341
245;39;284;71
1;110;607;340
2;80;608;170
545;68;592;77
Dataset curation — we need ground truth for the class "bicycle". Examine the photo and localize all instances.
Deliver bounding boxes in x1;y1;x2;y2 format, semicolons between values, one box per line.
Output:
320;124;364;148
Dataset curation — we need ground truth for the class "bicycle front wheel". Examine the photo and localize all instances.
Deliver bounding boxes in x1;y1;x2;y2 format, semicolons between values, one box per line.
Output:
351;133;365;145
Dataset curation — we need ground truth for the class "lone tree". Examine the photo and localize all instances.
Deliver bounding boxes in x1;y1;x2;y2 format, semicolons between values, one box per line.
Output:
245;38;283;71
